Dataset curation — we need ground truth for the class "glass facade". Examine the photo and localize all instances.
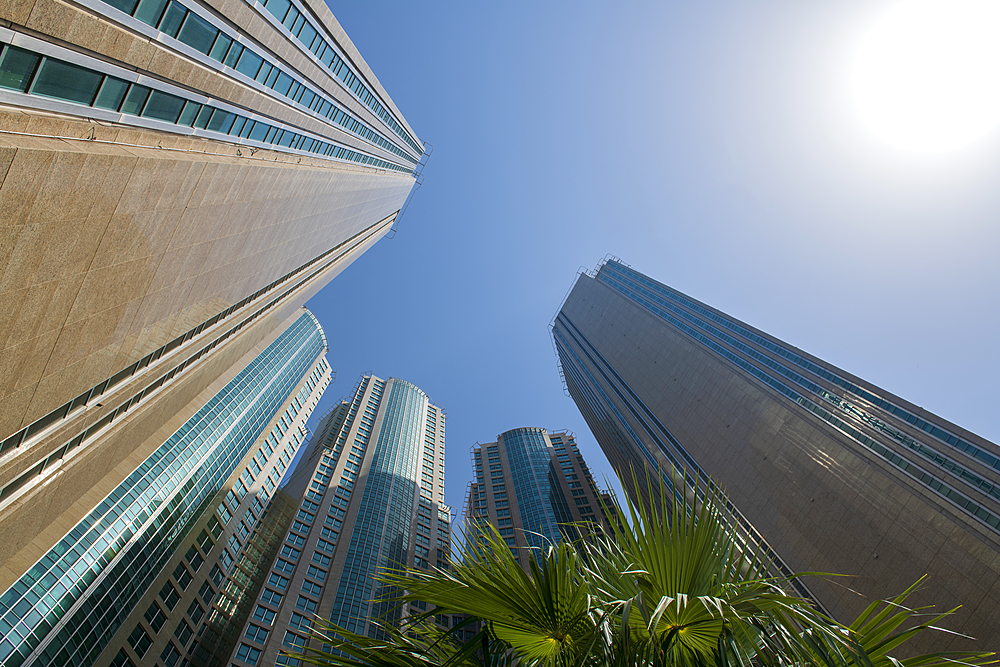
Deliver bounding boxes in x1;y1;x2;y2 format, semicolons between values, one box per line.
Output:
331;379;425;636
0;311;325;667
500;428;571;551
226;375;449;666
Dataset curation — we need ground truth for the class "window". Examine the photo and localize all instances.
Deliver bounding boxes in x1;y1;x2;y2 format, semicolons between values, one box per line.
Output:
261;588;283;607
174;620;194;648
275;559;295;575
31;57;103;105
244;623;269;644
280;545;300;561
253;604;276;625
127;624;151;657
198;529;214;552
289;612;311;632
301;579;322;596
199;581;215;605
237;521;250;542
306;565;326;581
172;562;192;590
211;563;225;586
185;545;204;571
295;595;317;613
286;533;306;548
159;582;180;610
236;643;262;665
268;573;289;590
187;600;205;624
161;641;181;667
312;552;331;567
283;631;307;649
109;648;135;667
144;602;166;632
316;539;334;554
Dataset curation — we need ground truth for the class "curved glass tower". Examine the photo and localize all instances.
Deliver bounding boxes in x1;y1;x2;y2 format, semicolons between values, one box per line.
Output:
225;374;451;667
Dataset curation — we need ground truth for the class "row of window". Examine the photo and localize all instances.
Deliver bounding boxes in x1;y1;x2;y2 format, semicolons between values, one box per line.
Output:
255;0;422;155
96;0;416;163
0;43;411;173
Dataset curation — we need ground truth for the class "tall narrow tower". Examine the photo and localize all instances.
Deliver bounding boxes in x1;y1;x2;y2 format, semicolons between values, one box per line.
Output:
226;374;450;666
465;428;604;568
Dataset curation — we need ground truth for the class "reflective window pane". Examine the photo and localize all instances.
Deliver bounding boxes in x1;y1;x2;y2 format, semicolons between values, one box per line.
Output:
142;89;185;122
31;58;103;105
0;46;40;93
93;77;130;111
177;12;217;54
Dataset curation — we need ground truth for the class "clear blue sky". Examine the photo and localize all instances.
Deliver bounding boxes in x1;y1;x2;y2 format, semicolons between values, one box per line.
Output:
305;0;1000;518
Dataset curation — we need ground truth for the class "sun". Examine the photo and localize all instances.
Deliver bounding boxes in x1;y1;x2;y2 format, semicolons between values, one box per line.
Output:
851;0;1000;153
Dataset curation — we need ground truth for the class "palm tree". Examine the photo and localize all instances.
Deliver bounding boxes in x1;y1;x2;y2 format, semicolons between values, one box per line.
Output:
286;471;995;667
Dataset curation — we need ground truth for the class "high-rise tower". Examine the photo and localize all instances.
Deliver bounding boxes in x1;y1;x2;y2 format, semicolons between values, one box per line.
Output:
0;2;423;662
465;428;604;568
225;374;450;666
553;258;1000;651
0;307;332;667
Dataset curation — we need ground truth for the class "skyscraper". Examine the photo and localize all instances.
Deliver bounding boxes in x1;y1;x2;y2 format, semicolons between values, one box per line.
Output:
0;1;422;662
465;428;605;567
225;374;450;666
553;258;1000;650
0;307;331;667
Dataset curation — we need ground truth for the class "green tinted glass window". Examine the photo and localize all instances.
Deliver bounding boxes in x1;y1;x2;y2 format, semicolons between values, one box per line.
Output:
298;22;316;50
0;46;40;92
177;100;200;126
222;41;242;67
263;0;290;22
120;84;150;115
206;109;234;133
234;49;263;79
158;1;186;37
93;77;129;110
132;0;167;26
32;58;103;105
177;12;217;54
273;72;293;96
192;105;213;129
103;0;139;14
142;89;185;122
249;121;268;142
209;33;232;62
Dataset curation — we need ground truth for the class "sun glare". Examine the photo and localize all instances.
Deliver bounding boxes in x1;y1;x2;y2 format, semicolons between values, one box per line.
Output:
852;0;1000;153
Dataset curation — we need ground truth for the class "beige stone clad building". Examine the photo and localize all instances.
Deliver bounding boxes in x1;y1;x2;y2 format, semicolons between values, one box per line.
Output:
0;0;423;661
